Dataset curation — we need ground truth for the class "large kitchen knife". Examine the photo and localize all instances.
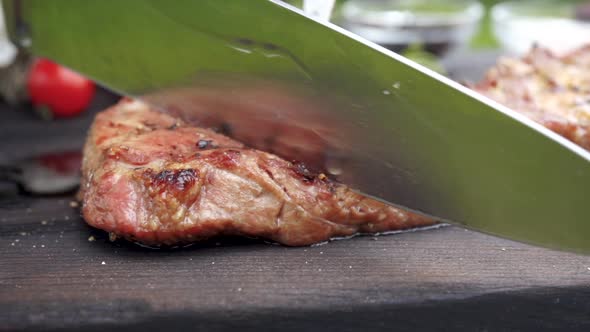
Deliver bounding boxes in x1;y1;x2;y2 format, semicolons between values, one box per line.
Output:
4;0;590;253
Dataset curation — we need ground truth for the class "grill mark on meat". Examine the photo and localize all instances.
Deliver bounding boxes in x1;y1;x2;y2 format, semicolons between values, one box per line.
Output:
290;161;316;183
288;160;335;194
150;169;199;192
139;168;202;228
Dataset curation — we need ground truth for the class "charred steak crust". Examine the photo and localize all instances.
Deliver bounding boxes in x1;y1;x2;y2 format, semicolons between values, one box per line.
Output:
80;99;435;246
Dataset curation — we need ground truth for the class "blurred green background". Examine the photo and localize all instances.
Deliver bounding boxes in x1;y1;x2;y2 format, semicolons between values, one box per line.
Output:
471;0;501;48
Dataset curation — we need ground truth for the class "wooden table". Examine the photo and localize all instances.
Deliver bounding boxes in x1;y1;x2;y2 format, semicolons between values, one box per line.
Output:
2;66;590;331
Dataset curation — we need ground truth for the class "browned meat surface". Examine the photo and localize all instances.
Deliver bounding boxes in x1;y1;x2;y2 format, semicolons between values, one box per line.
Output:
80;99;434;246
472;45;590;151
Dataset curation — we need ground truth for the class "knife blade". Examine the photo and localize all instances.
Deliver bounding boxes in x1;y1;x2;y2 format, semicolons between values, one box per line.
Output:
4;0;590;253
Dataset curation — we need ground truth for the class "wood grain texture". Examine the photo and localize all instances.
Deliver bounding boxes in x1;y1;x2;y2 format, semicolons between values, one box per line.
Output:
2;197;590;331
1;75;590;331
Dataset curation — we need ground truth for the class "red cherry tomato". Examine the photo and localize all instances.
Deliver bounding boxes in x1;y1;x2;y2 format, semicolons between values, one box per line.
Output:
27;58;95;118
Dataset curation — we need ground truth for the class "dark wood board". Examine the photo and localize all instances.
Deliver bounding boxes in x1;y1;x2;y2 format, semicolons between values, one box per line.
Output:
2;56;590;331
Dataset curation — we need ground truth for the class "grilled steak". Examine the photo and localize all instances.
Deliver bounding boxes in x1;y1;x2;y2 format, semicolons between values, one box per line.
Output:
472;45;590;151
80;99;434;246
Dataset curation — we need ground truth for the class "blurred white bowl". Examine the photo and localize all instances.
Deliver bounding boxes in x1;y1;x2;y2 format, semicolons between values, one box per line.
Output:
338;0;483;56
492;1;590;56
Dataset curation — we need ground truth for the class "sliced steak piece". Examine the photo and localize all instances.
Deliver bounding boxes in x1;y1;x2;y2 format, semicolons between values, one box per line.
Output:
79;99;435;246
471;45;590;151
